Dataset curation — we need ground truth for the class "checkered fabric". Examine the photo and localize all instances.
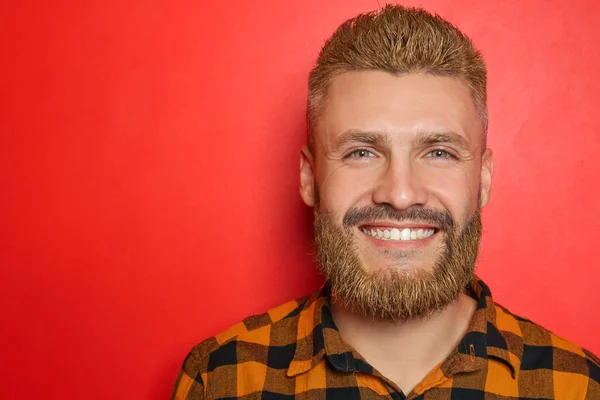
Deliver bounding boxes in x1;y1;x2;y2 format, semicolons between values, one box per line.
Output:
172;277;600;399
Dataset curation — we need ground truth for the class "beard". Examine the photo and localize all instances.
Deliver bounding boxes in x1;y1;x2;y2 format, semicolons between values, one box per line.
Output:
314;202;482;322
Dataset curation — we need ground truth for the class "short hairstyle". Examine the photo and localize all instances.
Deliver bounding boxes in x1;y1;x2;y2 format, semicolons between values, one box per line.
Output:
307;4;488;153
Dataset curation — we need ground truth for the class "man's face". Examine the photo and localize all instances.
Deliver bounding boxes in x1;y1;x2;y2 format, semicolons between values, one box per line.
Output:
300;71;494;320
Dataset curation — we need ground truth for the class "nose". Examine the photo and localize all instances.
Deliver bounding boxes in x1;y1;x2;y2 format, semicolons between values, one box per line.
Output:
372;158;428;210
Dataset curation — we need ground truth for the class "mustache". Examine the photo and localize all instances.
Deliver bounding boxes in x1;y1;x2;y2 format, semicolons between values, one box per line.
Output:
342;204;454;231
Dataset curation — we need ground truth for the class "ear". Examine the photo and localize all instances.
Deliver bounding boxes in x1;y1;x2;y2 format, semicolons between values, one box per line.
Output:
480;148;494;208
300;146;316;207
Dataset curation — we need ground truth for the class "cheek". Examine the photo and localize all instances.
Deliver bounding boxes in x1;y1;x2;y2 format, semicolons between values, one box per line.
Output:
316;165;377;217
424;166;480;220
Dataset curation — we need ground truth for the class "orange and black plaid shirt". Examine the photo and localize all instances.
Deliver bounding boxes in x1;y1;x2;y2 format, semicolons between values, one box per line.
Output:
172;277;600;399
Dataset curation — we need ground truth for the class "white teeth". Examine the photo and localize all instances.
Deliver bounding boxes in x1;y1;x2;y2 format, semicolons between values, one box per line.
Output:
362;227;436;241
401;228;411;241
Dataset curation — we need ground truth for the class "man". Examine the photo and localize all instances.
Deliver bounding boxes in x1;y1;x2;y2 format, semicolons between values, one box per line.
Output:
172;5;599;399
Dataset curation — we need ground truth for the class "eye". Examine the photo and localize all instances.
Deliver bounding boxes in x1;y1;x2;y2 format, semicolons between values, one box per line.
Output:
426;149;456;159
346;149;376;159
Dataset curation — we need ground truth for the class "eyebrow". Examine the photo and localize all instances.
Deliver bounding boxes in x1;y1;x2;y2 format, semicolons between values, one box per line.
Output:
414;131;472;150
331;129;472;152
331;130;391;151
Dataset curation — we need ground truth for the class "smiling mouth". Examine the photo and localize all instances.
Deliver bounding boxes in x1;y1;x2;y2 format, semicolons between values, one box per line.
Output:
360;227;437;241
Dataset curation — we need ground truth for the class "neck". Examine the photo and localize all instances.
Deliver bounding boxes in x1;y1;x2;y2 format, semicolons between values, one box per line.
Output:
329;292;477;394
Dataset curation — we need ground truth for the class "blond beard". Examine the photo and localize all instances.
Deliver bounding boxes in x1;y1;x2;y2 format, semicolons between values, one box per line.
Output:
313;204;482;322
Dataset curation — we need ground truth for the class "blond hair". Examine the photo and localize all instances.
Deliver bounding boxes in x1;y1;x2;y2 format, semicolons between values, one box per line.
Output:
307;4;487;153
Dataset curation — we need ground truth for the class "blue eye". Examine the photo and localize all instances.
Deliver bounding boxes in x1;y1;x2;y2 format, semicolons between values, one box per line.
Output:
347;149;375;159
427;149;455;159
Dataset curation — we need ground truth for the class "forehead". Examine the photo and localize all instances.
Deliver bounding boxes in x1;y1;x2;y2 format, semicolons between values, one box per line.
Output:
318;71;483;149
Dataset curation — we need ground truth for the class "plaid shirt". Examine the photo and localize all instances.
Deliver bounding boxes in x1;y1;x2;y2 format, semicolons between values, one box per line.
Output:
172;277;600;399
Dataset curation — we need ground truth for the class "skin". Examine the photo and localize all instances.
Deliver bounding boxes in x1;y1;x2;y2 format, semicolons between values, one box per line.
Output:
299;71;494;394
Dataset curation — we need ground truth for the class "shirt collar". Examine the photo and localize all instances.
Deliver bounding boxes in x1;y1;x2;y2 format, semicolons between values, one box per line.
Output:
462;276;523;378
287;276;523;379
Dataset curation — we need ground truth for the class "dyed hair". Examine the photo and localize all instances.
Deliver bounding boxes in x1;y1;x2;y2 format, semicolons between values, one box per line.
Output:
307;4;487;153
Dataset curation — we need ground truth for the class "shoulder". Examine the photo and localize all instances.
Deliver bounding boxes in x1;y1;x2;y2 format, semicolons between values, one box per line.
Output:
180;294;309;377
493;302;600;389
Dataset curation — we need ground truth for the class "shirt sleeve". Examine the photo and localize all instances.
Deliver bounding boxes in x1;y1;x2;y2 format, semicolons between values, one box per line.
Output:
171;350;204;400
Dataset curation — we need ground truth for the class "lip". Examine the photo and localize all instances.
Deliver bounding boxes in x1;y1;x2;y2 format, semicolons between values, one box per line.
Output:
358;221;439;230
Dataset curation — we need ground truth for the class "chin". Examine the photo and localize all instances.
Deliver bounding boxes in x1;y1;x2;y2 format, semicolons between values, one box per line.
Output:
358;256;438;277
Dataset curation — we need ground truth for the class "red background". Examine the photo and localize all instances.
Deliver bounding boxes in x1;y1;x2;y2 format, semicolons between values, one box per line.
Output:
1;0;599;398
